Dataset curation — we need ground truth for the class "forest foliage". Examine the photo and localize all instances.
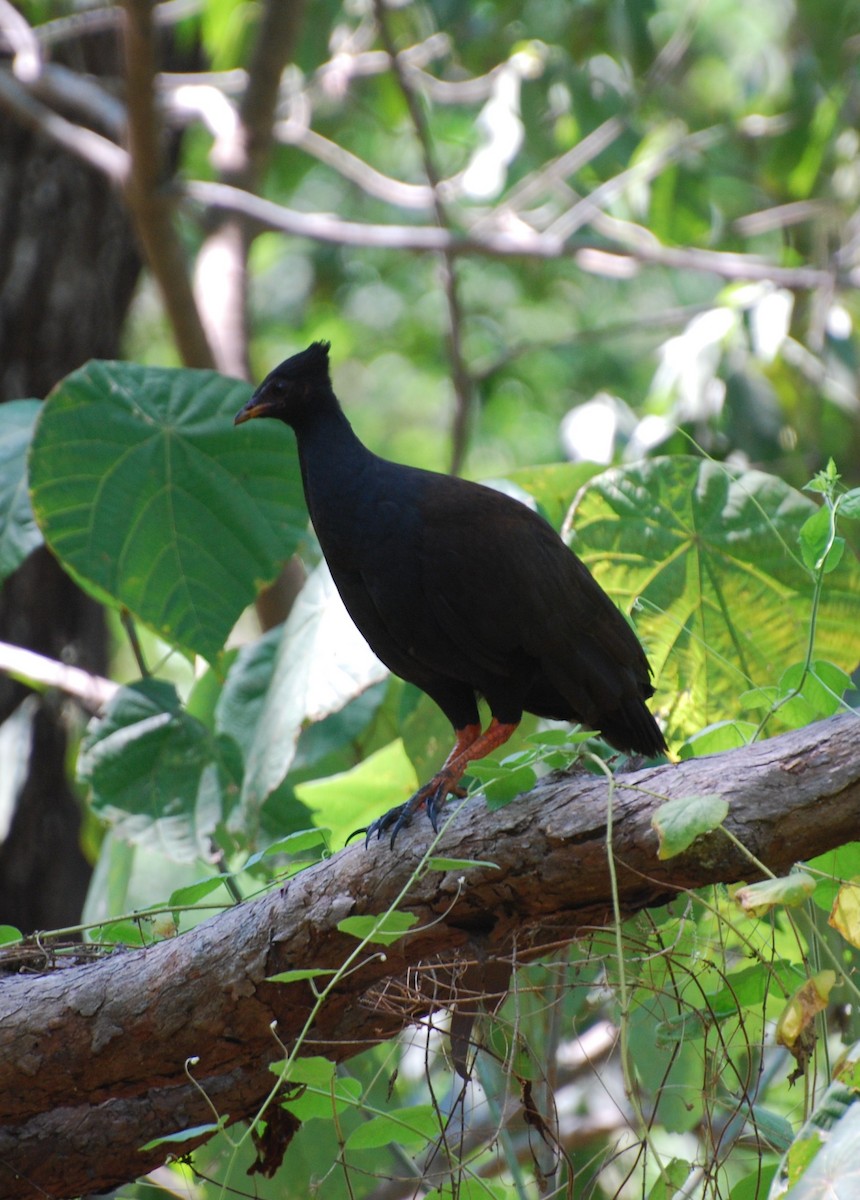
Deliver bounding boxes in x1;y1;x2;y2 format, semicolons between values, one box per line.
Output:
3;0;860;1196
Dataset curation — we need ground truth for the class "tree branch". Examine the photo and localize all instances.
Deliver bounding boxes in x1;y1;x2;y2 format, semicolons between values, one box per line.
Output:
192;0;306;379
0;68;129;180
1;713;857;1197
0;640;117;713
121;0;214;368
373;0;474;475
182;179;856;292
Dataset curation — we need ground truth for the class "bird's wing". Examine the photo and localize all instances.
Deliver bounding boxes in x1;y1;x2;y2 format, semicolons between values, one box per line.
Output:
417;480;651;710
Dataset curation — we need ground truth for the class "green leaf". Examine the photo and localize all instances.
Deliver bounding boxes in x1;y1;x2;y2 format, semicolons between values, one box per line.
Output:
29;361;307;661
678;720;757;758
750;1106;795;1153
778;660;852;718
507;461;602;529
526;728;594;748
295;739;417;848
729;1163;778;1199
799;504;843;573
0;399;42;581
167;877;226;907
337;910;418;946
571;458;860;743
243;828;329;870
647;1159;692;1199
652;793;729;859
345;1103;437;1150
481;763;538;809
280;1072;362;1121
0;925;22;946
140;1119;225;1150
214;623;282;763
733;871;817;915
79;679;240;861
267;968;338;984
706;962;807;1018
838;488;860;520
426;857;500;871
238;562;388;813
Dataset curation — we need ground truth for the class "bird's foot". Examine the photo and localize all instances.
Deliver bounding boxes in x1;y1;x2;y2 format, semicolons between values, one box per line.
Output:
360;772;462;850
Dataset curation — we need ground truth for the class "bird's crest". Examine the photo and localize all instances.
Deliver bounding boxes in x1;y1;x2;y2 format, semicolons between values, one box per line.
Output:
276;340;331;380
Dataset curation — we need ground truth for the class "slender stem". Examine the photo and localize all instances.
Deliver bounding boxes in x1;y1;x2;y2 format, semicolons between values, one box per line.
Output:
121;0;214;368
372;0;474;475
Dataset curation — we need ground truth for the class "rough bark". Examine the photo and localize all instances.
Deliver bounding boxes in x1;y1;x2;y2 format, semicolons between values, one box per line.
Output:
0;712;857;1197
0;25;141;933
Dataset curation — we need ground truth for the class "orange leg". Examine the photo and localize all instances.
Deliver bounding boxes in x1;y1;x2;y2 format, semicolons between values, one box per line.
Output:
365;718;519;848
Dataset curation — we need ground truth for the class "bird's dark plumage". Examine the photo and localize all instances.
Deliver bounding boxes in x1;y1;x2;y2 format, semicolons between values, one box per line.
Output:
235;341;665;845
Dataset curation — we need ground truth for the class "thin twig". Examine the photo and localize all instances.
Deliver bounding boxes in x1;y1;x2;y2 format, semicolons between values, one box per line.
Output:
0;0;41;80
0;640;118;713
372;0;474;475
0;70;129;180
121;0;214;368
193;0;306;379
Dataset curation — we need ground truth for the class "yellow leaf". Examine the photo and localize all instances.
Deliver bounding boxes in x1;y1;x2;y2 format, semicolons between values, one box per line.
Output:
829;881;860;949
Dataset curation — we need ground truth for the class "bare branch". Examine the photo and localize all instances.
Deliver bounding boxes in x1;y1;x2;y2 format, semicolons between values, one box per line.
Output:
0;713;857;1197
0;69;128;180
191;0;306;379
183;179;854;294
0;0;41;81
0;641;117;713
275;119;435;209
373;0;474;475
121;0;214;368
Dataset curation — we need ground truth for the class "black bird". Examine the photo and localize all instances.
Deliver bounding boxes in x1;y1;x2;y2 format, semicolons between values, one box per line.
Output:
235;342;665;845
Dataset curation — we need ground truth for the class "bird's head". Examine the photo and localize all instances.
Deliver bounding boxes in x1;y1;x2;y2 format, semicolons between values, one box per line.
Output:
234;340;332;427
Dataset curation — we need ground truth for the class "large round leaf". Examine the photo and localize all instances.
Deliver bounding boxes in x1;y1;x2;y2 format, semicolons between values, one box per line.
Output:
569;457;860;743
29;361;307;661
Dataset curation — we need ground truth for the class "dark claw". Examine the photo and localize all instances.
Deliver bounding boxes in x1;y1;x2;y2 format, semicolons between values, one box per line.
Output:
357;802;411;849
425;782;451;833
357;771;459;850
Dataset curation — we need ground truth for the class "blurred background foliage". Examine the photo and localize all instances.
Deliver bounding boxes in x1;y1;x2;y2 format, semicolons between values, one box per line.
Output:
122;0;860;491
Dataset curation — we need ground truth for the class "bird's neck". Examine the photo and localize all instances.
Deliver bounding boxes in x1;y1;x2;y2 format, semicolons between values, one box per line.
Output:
291;394;377;545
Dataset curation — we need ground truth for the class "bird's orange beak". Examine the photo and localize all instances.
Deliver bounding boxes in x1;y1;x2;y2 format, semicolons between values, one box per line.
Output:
234;397;271;424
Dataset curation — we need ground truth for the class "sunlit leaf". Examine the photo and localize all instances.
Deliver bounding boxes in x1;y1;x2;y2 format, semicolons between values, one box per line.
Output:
337;910;418;945
295;739;417;847
733;872;817;916
829;882;860;950
346;1104;437;1150
678;720;757;758
267;968;338;984
571;458;860;743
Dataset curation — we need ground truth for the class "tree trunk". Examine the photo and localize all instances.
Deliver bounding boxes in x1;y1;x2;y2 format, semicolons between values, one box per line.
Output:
0;23;142;934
